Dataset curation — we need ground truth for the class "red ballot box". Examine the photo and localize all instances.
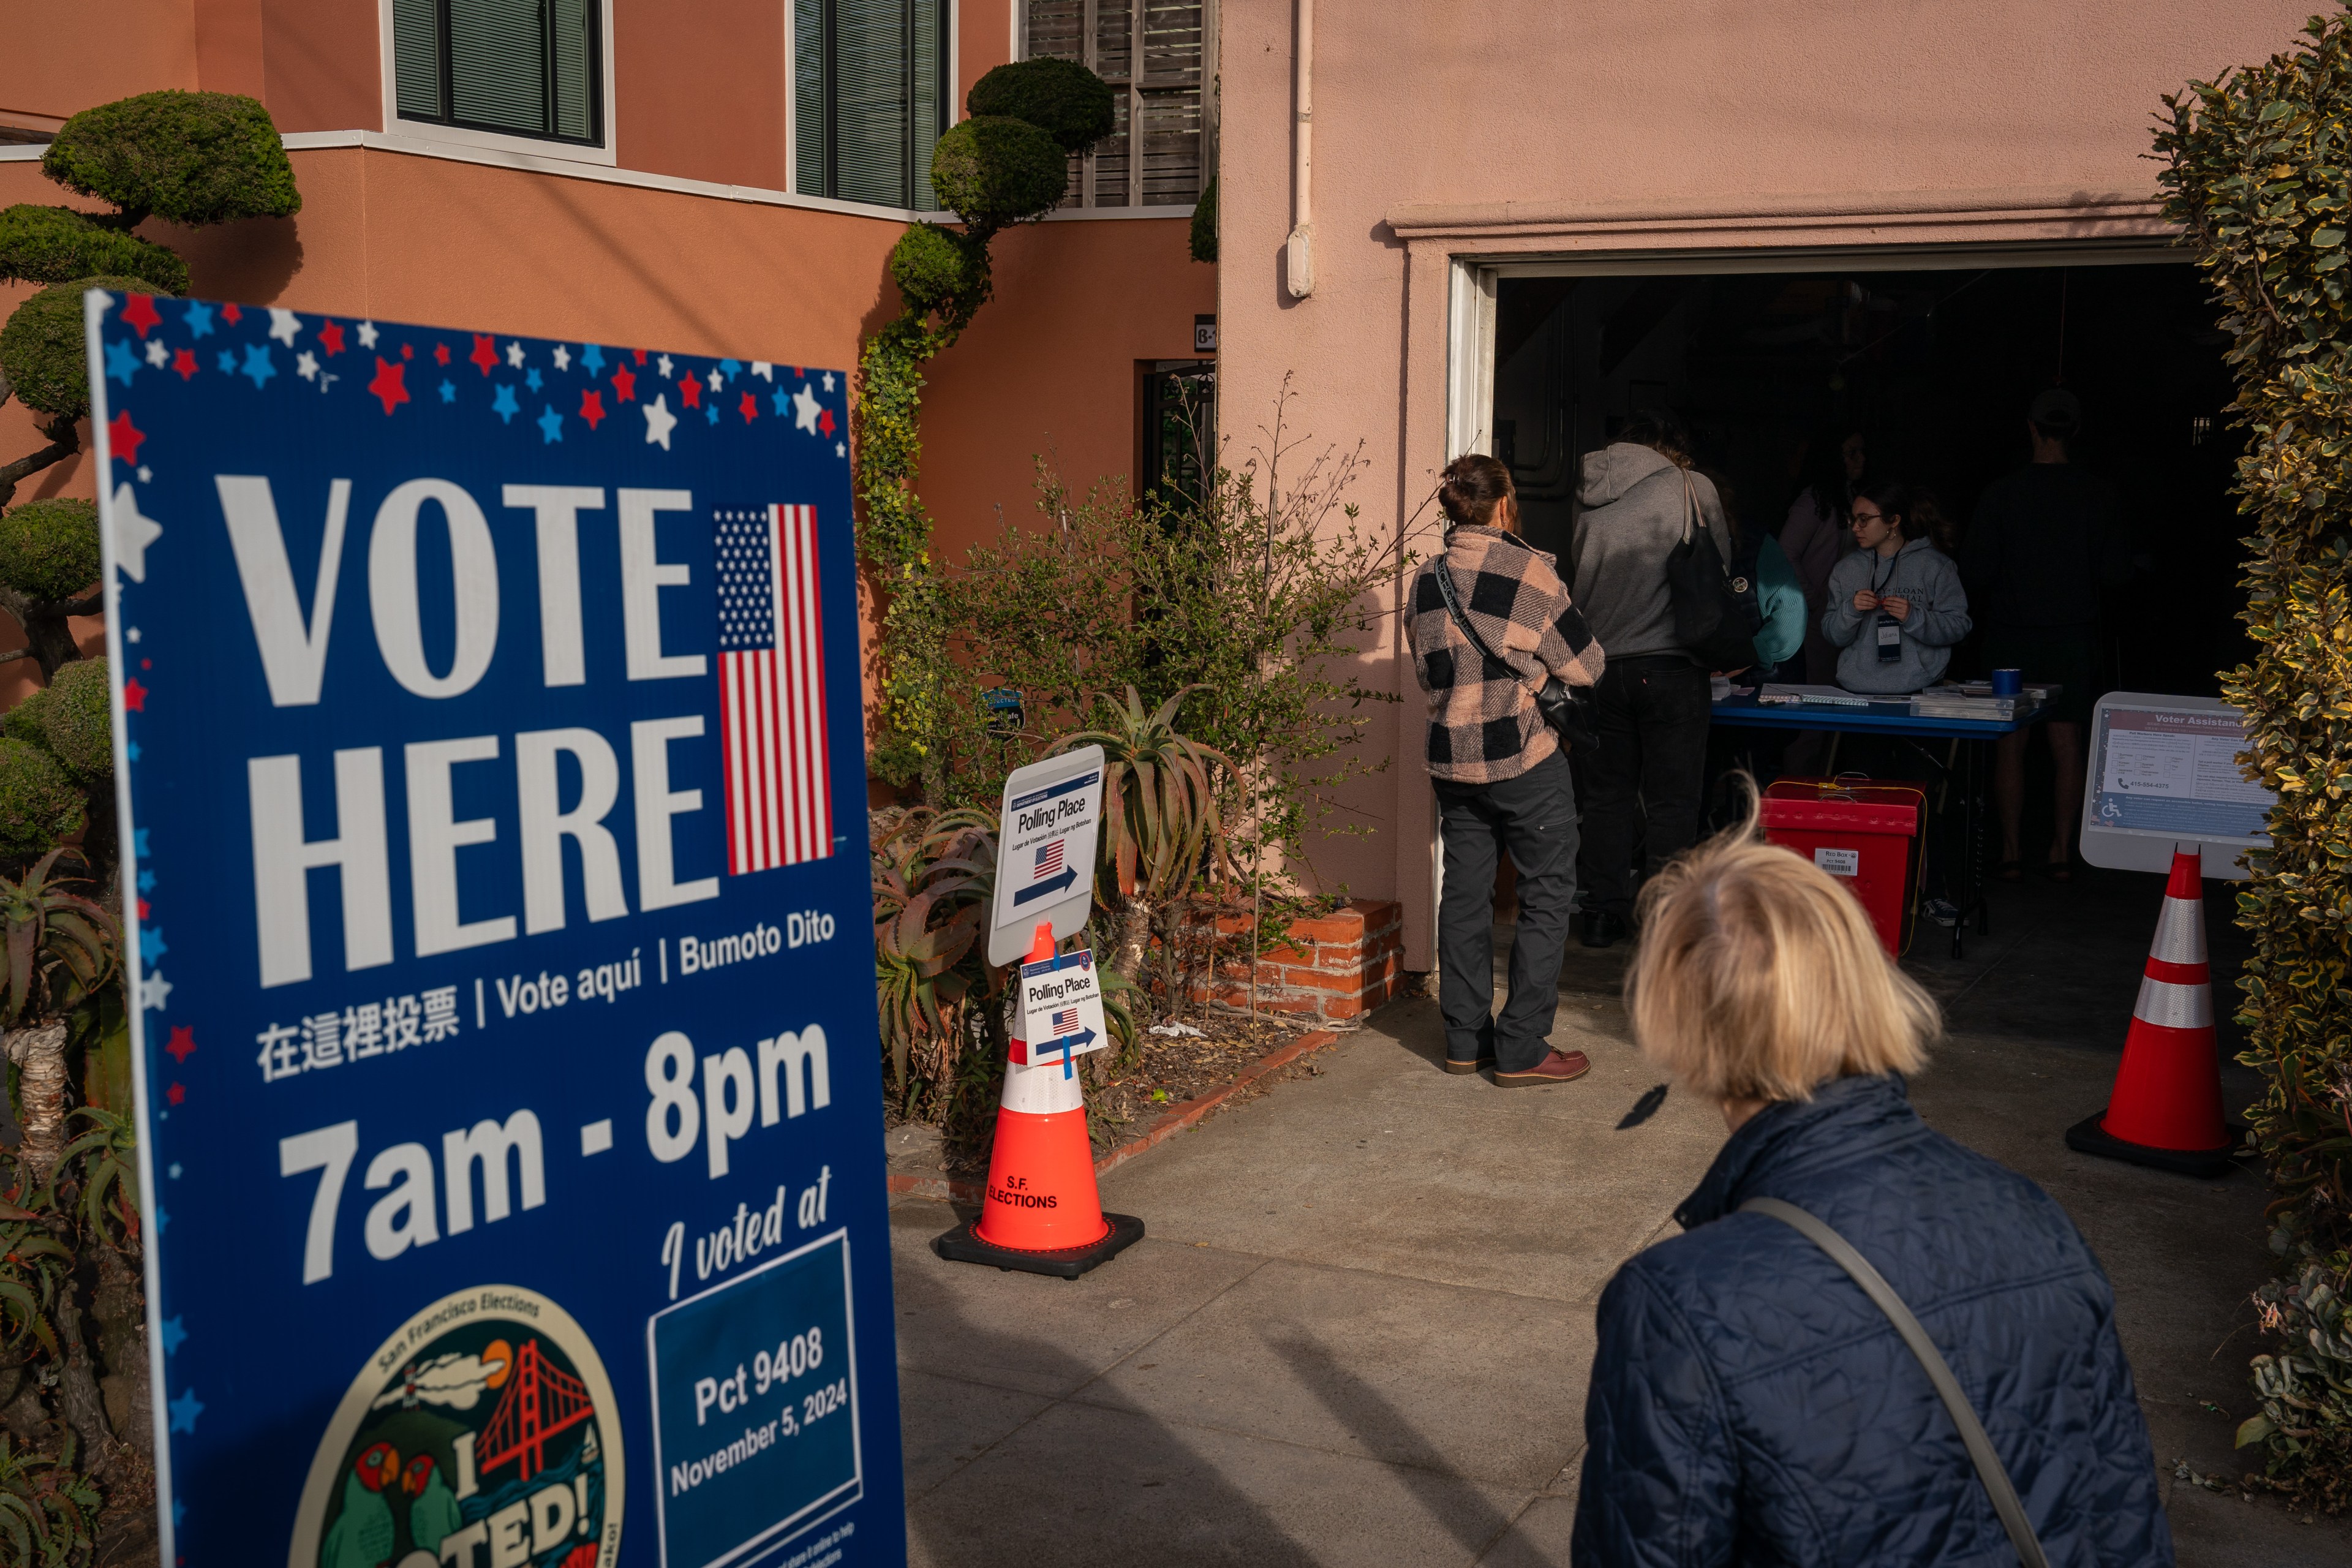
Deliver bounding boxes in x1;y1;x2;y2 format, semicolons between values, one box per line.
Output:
1760;777;1926;956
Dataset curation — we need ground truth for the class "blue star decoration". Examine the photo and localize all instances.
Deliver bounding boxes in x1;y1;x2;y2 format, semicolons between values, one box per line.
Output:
167;1386;203;1434
491;383;519;423
139;927;167;965
153;1204;168;1234
136;868;156;894
771;385;792;417
126;741;141;762
537;404;564;443
239;343;275;388
134;827;149;858
160;1316;187;1355
719;358;742;379
172;1497;185;1529
214;349;236;375
182;300;213;339
524;366;543;392
581;343;606;374
704;404;719;425
104;337;141;386
438;379;456;404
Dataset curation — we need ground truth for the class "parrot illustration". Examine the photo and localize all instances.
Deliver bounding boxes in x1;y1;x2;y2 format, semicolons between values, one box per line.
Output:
402;1453;464;1556
321;1440;400;1568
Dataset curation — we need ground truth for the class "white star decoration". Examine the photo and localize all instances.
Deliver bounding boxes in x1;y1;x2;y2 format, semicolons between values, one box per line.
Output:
791;384;822;434
138;970;172;1011
267;307;301;346
707;367;724;393
506;341;525;368
143;338;168;368
111;481;163;582
295;351;320;382
643;393;677;450
835;442;846;458
356;320;379;349
657;353;674;378
821;371;836;393
752;361;774;381
126;627;141;644
136;465;151;483
552;344;571;371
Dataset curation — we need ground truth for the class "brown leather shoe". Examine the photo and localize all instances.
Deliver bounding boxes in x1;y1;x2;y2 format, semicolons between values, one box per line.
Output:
1493;1049;1592;1088
1442;1053;1496;1076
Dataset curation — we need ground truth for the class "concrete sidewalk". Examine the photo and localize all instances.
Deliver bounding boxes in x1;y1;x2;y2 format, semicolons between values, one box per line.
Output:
891;870;2352;1566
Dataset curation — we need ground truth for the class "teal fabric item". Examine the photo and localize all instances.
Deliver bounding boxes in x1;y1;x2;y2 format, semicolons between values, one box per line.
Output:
1752;534;1807;668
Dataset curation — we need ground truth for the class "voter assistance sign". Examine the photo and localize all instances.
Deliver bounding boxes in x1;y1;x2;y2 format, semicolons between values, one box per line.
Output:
86;290;902;1567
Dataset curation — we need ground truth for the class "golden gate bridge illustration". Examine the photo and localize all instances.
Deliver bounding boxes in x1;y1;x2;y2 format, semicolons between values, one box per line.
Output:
479;1339;595;1481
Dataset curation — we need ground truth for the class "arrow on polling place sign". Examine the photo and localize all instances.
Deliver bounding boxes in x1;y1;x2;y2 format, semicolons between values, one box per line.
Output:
990;747;1104;965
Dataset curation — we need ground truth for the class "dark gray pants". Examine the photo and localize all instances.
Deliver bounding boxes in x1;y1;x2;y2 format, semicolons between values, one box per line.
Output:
1434;749;1578;1072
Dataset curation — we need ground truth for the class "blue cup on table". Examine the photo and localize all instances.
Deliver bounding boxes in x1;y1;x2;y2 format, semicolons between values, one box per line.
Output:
1991;668;2024;696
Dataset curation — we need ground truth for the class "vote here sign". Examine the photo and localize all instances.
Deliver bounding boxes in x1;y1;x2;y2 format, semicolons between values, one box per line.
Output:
85;290;902;1568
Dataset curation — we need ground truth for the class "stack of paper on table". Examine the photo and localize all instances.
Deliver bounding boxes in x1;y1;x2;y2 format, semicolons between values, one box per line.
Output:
1910;693;2016;720
1758;683;1872;707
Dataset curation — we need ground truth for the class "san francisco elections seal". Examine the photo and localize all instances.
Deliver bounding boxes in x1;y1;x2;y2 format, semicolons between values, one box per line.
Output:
289;1286;624;1568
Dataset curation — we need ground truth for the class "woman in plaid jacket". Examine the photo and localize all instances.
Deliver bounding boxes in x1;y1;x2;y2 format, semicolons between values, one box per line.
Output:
1407;454;1607;1085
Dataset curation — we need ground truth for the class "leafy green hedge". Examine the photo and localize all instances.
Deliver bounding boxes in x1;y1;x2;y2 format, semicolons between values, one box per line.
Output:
2157;6;2352;1507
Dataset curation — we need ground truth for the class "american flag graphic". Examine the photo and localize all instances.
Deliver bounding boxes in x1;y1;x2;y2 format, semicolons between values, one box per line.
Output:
1051;1008;1079;1036
1035;840;1065;877
715;504;831;874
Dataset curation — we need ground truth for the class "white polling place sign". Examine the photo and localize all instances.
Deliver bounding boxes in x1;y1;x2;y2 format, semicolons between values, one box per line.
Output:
989;747;1105;965
1016;949;1109;1068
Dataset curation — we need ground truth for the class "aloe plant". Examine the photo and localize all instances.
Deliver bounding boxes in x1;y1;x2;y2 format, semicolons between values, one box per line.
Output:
0;1431;97;1566
1052;685;1239;990
873;808;1003;1110
0;848;118;1184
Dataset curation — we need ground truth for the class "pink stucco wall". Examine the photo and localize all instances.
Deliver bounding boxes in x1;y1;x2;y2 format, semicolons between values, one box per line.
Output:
1215;0;2318;967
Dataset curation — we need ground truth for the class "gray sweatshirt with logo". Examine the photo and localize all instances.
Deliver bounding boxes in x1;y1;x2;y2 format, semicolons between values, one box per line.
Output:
1820;537;1972;694
1569;443;1730;661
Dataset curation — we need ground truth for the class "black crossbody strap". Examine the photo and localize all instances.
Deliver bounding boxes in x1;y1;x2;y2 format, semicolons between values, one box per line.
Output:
1432;557;1519;682
1740;1197;2051;1568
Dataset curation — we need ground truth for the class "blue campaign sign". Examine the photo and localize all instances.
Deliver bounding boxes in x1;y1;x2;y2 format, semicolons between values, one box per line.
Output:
83;290;902;1567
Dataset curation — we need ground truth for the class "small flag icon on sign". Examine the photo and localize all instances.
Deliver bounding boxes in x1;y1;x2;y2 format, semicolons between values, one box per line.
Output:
1052;1008;1079;1036
1035;840;1065;878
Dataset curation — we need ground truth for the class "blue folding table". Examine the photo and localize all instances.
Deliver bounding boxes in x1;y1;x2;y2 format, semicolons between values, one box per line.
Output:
1709;692;2052;957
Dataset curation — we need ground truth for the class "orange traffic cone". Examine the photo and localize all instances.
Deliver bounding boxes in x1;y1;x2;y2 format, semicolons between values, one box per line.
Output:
935;924;1144;1278
2064;849;2241;1177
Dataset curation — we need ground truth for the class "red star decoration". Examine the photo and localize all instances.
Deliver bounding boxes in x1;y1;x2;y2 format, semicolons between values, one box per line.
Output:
172;347;197;380
790;365;804;377
579;389;606;429
610;364;636;401
739;390;759;424
434;342;451;365
137;897;150;921
367;356;410;415
119;294;161;336
122;679;148;712
317;320;346;356
221;301;242;323
633;348;647;364
165;1082;186;1107
677;376;702;409
165;1026;195;1063
401;342;413;360
818;407;837;437
470;334;499;375
107;409;145;469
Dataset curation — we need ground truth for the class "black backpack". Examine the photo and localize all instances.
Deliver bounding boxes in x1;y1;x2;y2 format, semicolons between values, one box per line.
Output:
1666;470;1764;669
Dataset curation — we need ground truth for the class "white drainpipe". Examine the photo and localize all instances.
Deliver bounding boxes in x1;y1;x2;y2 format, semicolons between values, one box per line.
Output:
1286;0;1314;299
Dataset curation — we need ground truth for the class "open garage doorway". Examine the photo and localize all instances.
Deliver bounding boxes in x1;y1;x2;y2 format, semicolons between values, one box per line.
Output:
1482;259;2245;699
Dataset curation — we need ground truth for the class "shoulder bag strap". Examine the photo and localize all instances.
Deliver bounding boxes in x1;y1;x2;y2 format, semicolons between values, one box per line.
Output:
1433;555;1518;682
1740;1197;2051;1568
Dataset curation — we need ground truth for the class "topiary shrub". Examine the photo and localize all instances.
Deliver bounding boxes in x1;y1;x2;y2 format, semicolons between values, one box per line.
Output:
966;57;1116;154
0;205;187;294
29;659;110;785
0;739;83;867
888;221;992;326
1191;176;1218;264
42;89;300;228
0;499;102;606
2156;6;2352;1509
930;116;1069;243
0;274;167;421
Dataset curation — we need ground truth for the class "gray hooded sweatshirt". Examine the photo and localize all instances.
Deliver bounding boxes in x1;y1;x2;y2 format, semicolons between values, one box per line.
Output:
1820;536;1973;694
1569;443;1730;661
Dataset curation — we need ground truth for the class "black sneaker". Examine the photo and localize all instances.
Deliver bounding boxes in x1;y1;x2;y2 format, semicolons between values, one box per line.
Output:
1580;911;1628;949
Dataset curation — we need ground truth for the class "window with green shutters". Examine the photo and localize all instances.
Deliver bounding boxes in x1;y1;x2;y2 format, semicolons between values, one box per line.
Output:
393;0;603;146
1023;0;1216;209
793;0;951;211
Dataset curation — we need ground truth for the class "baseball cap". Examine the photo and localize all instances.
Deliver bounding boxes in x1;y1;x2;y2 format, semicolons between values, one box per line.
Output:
2028;386;2081;434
